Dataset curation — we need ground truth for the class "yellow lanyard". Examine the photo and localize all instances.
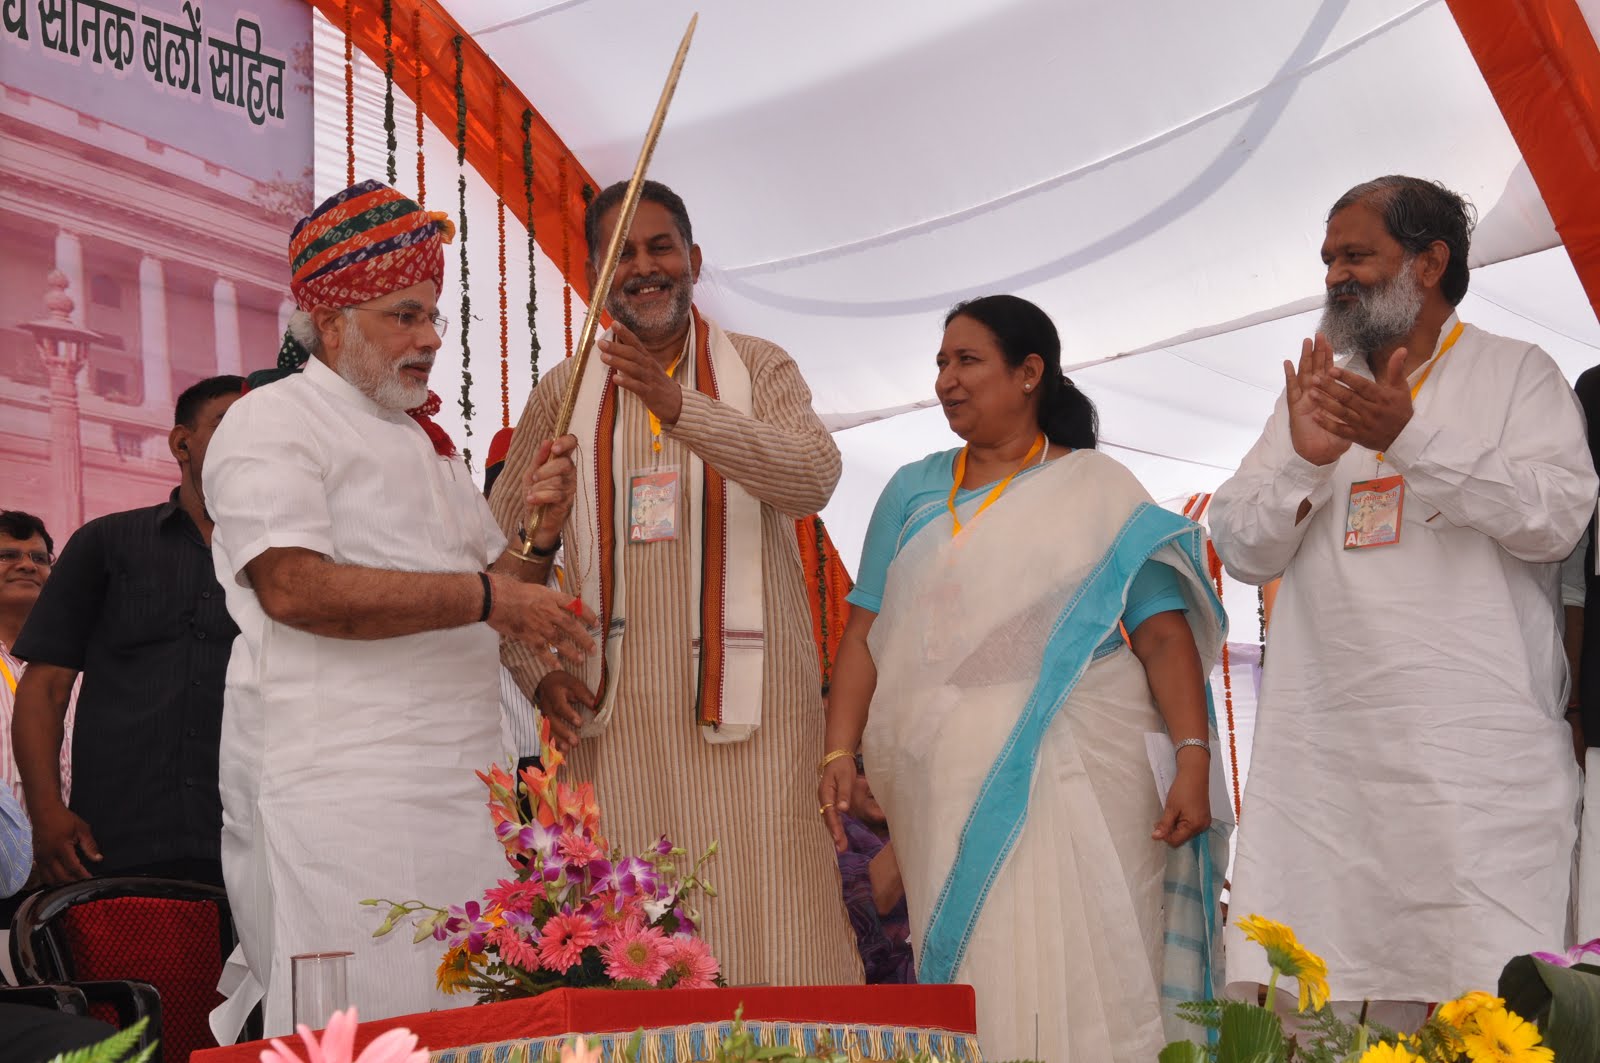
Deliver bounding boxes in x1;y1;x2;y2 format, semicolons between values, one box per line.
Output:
947;433;1046;537
0;650;16;695
1377;320;1464;463
647;345;689;455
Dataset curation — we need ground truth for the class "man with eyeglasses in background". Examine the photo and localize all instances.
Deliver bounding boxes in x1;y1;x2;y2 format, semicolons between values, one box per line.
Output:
0;511;72;824
11;375;244;893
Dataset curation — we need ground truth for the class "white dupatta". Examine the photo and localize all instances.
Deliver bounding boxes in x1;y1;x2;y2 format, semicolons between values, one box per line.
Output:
565;311;766;743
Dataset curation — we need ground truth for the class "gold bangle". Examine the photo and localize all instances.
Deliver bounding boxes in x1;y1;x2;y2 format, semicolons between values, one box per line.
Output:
817;748;854;774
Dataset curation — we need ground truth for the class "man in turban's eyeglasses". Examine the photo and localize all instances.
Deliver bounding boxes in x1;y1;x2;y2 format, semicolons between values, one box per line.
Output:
201;181;597;1039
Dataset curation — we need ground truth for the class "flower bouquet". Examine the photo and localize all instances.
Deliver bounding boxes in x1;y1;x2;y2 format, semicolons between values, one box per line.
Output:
1159;915;1582;1063
366;731;723;1002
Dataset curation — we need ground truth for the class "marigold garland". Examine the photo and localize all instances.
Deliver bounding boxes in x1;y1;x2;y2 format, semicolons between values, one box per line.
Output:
381;0;396;185
494;80;510;428
559;156;572;358
412;7;425;207
521;108;540;388
343;5;354;186
453;34;474;458
1257;585;1267;669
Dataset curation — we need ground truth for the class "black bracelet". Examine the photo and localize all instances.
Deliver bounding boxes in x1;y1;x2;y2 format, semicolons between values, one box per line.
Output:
522;533;561;560
478;571;494;623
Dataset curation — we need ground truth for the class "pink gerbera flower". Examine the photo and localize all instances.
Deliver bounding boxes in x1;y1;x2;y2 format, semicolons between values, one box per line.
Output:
661;935;720;989
487;925;542;971
601;925;671;984
538;910;598;972
261;1008;428;1063
558;832;605;868
603;903;647;943
483;879;545;914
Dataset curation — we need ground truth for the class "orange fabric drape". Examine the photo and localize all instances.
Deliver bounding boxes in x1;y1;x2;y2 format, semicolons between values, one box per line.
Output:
1447;0;1600;321
308;0;600;304
796;516;854;686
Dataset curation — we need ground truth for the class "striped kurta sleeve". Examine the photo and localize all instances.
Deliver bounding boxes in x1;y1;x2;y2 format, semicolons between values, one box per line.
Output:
665;332;841;517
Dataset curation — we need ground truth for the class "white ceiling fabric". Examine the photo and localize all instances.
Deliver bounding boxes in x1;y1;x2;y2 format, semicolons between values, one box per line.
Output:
313;0;1600;632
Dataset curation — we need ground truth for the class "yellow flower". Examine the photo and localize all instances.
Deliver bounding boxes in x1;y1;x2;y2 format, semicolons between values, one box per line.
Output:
435;944;483;995
1234;914;1331;1012
1435;990;1505;1042
1460;1005;1554;1063
1357;1042;1420;1063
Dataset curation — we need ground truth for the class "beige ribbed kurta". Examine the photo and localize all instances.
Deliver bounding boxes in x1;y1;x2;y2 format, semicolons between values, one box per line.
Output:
490;327;862;987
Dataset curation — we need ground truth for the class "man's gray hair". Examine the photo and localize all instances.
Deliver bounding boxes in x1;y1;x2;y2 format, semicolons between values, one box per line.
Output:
287;308;354;356
286;309;322;356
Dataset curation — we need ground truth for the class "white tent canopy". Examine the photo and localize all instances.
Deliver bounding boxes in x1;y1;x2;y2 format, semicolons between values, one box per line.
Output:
314;0;1600;600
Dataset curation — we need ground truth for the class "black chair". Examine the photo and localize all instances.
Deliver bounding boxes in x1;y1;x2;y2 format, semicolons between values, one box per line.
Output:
0;980;162;1060
11;877;245;1062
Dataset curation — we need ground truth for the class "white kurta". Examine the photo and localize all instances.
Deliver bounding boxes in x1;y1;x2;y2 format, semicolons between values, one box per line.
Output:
203;356;509;1038
1210;316;1595;1002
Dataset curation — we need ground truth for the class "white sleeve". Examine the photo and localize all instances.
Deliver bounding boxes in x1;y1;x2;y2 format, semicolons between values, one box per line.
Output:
1209;392;1340;585
473;491;508;567
1383;346;1597;563
203;393;336;584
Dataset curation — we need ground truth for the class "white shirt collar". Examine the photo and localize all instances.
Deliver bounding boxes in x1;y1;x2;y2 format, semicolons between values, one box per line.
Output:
302;353;404;421
1335;310;1464;380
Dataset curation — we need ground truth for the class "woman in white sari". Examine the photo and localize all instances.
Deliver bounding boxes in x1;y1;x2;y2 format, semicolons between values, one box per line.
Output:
820;296;1228;1062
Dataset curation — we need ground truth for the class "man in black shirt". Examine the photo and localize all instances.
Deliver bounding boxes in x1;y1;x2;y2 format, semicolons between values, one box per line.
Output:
12;375;244;885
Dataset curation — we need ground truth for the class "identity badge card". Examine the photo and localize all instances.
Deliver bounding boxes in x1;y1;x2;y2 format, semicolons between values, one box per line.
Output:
628;467;681;543
1344;474;1405;550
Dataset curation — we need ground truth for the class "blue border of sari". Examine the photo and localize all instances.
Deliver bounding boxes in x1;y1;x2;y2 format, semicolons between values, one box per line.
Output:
914;502;1225;996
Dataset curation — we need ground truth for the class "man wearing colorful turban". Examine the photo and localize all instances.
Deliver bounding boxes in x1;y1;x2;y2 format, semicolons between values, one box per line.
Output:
201;181;596;1039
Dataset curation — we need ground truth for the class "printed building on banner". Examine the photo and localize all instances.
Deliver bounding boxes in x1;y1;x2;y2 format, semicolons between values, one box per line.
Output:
0;0;313;542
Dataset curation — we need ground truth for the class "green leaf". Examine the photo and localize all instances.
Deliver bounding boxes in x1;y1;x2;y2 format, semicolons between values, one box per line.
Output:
1177;999;1229;1031
1160;1041;1211;1063
1499;954;1555;1029
45;1018;152;1063
1534;957;1600;1061
1217;1002;1285;1063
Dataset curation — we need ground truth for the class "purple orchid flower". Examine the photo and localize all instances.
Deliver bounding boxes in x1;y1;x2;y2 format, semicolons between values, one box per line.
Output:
444;900;497;954
601;856;658;898
1531;938;1600;967
558;902;605;933
433;913;465;943
501;907;537;933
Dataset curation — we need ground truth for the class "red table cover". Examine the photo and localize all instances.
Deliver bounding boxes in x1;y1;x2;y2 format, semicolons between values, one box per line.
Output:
191;985;977;1062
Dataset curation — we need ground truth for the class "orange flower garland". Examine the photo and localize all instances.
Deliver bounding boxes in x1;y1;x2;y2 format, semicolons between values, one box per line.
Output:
559;156;573;358
343;4;355;186
495;80;510;427
413;7;425;207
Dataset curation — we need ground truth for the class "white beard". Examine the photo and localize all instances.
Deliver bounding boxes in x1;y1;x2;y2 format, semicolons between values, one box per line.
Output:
606;273;693;340
336;316;431;412
1318;258;1424;357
